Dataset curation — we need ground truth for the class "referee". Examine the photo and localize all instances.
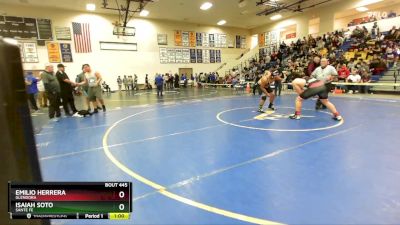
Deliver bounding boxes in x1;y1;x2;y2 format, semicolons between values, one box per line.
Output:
290;58;342;121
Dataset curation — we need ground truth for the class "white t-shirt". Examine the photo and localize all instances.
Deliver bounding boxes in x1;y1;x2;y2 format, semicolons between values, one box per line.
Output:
347;74;361;83
37;80;45;92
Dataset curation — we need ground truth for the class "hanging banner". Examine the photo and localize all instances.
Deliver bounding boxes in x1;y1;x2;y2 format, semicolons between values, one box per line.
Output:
210;49;215;63
201;33;209;47
196;32;202;46
216;50;221;63
235;35;241;48
196;49;203;63
55;27;71;40
220;34;227;48
258;33;265;47
157;33;168;45
47;42;61;63
203;49;209;63
60;43;73;63
159;47;168;64
189;32;196;47
209;34;215;47
175;48;183;63
182;49;190;63
174;30;182;46
241;36;246;49
214;34;220;48
167;48;176;63
23;42;39;63
182;31;189;47
190;49;196;63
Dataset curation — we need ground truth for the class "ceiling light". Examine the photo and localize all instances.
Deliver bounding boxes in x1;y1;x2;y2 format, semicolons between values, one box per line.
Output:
356;6;368;12
200;2;213;10
217;20;226;25
86;3;96;11
270;14;282;20
139;10;149;16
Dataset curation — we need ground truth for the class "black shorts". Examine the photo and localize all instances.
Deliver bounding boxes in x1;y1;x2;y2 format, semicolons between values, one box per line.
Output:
300;81;330;100
257;85;273;94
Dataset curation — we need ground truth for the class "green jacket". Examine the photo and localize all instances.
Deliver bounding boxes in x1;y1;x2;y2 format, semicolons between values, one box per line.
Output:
41;71;60;93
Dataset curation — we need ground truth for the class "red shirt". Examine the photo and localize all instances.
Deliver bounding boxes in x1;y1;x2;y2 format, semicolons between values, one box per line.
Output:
338;67;350;79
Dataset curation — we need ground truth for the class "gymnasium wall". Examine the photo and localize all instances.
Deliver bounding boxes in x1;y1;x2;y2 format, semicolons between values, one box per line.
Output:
250;0;368;38
0;3;251;90
334;4;400;30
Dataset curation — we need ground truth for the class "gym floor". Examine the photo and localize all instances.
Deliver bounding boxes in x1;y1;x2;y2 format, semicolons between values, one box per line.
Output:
33;88;400;225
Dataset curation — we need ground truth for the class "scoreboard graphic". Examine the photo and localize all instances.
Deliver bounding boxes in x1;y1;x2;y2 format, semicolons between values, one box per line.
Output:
8;182;132;220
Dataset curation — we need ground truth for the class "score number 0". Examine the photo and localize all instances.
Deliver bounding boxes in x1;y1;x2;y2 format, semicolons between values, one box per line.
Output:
119;191;125;211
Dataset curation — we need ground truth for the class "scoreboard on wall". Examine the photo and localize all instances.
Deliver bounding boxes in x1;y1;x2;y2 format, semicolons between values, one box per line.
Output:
8;182;132;220
0;16;53;40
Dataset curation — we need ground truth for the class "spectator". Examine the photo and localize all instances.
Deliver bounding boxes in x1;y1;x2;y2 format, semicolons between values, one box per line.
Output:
56;64;78;116
37;76;48;108
41;64;61;122
123;75;128;91
346;68;362;94
117;76;122;91
361;70;372;94
127;76;133;91
338;64;350;81
25;72;39;111
155;74;164;97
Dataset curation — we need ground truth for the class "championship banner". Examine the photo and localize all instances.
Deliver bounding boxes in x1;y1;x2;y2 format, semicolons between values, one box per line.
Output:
55;27;71;40
196;32;202;46
190;49;196;63
60;43;73;63
258;33;265;46
182;49;190;63
189;32;196;47
159;47;168;64
241;36;246;49
209;34;215;47
235;35;241;48
210;49;215;63
214;34;220;48
202;33;209;47
182;31;189;47
220;34;227;48
47;42;61;63
23;42;39;63
175;48;183;63
174;30;182;46
216;50;221;63
167;48;176;63
202;49;209;63
196;49;203;63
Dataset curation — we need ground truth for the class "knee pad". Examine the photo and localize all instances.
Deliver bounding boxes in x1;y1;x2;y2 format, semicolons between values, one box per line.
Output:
261;96;267;101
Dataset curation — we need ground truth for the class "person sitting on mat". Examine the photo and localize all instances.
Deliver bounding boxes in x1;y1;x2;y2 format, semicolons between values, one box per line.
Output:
256;70;276;113
290;58;342;121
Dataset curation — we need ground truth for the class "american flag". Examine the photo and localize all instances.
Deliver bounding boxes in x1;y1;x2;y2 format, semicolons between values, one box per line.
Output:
72;22;92;53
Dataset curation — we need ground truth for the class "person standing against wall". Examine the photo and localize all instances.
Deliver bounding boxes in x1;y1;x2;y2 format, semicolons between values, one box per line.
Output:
24;71;39;111
123;75;128;91
117;76;122;91
41;64;61;122
56;64;78;116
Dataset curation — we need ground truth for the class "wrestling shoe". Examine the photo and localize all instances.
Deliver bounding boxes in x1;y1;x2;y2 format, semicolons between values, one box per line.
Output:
333;115;343;121
257;109;265;113
289;114;301;120
268;104;275;111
